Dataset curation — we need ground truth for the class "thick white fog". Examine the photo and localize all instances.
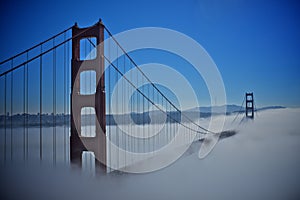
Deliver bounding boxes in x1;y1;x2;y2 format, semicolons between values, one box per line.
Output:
1;108;300;200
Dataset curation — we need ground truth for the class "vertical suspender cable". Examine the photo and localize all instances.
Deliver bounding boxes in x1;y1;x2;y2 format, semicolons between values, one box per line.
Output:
130;62;133;155
23;60;26;161
89;38;92;137
158;91;162;147
157;92;160;147
108;36;111;169
166;98;168;144
4;75;7;162
162;97;164;145
25;51;28;160
142;76;145;153
63;32;66;163
67;39;70;163
136;60;138;153
127;59;131;161
152;86;154;153
53;38;56;165
168;103;170;143
148;82;150;152
123;54;126;165
40;45;43;161
116;46;119;168
10;59;13;161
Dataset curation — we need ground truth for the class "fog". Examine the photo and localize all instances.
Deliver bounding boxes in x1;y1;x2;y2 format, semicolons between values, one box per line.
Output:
1;108;300;199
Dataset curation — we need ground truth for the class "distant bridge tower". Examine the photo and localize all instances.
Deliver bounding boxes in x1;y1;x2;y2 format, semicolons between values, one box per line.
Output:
70;20;106;167
245;92;254;119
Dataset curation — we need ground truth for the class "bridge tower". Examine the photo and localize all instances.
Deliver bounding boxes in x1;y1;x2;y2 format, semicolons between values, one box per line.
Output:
245;92;254;119
70;20;106;167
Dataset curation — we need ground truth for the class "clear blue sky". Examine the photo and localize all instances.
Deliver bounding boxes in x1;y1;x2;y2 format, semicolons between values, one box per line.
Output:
0;0;300;109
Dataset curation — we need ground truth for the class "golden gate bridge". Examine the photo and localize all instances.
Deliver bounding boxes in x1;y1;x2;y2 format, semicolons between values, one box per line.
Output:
0;19;216;172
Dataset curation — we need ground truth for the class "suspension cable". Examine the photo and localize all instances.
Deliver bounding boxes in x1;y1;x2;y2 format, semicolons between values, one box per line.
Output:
87;38;210;134
231;96;246;124
104;55;207;134
0;26;72;65
0;24;95;78
102;27;215;134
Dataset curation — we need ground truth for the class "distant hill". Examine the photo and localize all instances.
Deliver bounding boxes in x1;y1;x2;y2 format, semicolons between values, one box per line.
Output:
256;106;285;111
0;105;286;127
186;105;285;114
186;104;244;113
